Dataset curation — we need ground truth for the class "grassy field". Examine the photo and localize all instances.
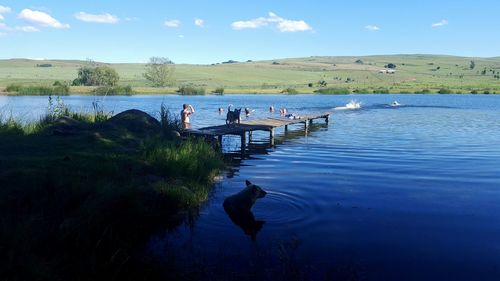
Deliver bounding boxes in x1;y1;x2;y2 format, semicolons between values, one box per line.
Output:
1;54;499;94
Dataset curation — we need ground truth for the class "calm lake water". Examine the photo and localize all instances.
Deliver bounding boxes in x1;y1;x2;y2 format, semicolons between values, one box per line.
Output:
2;94;500;280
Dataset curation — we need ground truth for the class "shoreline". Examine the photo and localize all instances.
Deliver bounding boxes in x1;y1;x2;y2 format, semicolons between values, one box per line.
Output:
1;86;498;96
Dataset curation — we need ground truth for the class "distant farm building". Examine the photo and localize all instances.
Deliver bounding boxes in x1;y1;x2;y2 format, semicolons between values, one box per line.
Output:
379;69;396;74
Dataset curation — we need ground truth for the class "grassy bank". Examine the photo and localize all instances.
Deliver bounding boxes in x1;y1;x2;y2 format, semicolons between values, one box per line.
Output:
0;55;499;95
0;102;223;280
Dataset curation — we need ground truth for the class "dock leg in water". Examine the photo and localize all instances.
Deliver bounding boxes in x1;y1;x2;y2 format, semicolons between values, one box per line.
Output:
241;132;246;151
269;128;275;146
218;135;223;148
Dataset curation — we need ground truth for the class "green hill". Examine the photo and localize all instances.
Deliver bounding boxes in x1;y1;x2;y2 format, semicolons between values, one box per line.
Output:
1;55;499;94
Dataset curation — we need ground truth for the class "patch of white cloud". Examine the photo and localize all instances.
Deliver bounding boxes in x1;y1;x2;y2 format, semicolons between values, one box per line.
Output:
125;17;139;22
0;31;6;37
16;25;39;32
0;14;4;21
74;12;119;24
164;19;180;28
0;22;11;30
432;19;448;28
365;25;380;31
18;9;69;29
178;34;184;38
231;12;312;32
194;18;204;27
0;5;11;14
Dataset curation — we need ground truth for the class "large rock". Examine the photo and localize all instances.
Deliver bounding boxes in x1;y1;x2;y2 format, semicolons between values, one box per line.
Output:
105;109;161;135
51;116;85;136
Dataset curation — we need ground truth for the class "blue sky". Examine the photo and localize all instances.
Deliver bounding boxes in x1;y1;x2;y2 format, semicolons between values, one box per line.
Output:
0;0;498;64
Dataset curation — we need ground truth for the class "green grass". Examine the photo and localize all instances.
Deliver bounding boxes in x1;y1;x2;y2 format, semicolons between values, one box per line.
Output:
315;87;351;94
5;82;70;95
0;55;499;94
0;106;223;280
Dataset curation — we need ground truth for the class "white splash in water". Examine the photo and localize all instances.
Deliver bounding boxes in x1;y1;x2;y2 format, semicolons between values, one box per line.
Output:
334;100;361;110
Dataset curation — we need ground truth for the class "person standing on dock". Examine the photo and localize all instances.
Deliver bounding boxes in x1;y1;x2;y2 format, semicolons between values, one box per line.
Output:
181;104;195;129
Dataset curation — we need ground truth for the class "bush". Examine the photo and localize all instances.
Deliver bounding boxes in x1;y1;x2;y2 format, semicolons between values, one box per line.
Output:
177;85;205;95
92;85;134;95
76;66;120;86
438;88;453;94
314;87;350;94
417;89;431;94
213;87;224;95
281;88;298;94
373;87;390;94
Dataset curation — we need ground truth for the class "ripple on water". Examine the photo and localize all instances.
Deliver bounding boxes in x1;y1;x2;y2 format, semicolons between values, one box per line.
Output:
253;191;316;226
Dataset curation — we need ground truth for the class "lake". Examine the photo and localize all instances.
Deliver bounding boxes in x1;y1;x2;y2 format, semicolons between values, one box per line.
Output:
2;94;500;280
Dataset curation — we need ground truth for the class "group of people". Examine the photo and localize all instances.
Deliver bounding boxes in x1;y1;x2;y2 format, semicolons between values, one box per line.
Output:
181;104;290;129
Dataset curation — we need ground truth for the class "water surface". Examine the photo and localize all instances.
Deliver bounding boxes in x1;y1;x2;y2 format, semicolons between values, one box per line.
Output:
3;94;500;280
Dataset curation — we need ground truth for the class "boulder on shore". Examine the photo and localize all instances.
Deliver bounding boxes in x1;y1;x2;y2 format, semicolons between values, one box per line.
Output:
105;109;161;135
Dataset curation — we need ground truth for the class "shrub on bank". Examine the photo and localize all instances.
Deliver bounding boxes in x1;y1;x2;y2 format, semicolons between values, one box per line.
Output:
177;85;206;95
5;81;69;95
281;87;298;94
92;85;134;95
314;87;350;94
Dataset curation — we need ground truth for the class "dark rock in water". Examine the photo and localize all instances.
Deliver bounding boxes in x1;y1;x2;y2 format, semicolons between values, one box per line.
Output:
105;109;161;135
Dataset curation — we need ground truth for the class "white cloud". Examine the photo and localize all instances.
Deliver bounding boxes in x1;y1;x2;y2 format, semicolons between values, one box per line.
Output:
164;19;180;28
0;32;6;37
125;17;138;22
16;26;40;32
194;18;204;27
231;12;312;32
231;17;268;30
178;34;184;38
0;14;3;20
432;19;448;28
0;5;11;14
0;22;11;30
365;25;380;31
18;9;69;29
75;12;119;24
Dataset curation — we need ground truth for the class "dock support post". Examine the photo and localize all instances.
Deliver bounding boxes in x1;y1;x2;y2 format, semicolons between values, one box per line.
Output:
284;125;288;133
217;135;223;147
248;131;252;143
240;132;246;151
304;121;309;130
325;115;329;124
269;128;275;146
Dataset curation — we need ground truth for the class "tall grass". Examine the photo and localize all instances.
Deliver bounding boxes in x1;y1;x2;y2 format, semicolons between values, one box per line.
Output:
281;87;299;94
314;87;350;94
92;85;134;95
177;85;206;95
160;102;183;133
6;82;70;95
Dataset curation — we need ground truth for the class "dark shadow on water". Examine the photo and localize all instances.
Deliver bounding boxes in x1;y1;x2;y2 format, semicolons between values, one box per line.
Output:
223;206;265;241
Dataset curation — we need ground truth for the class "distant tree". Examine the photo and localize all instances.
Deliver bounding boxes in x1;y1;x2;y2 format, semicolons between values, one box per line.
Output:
469;60;475;70
481;69;487;75
73;66;119;86
354;59;364;64
143;57;175;87
385;63;397;69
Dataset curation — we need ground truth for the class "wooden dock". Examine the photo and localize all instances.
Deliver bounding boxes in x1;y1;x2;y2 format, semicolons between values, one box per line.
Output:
185;112;330;149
